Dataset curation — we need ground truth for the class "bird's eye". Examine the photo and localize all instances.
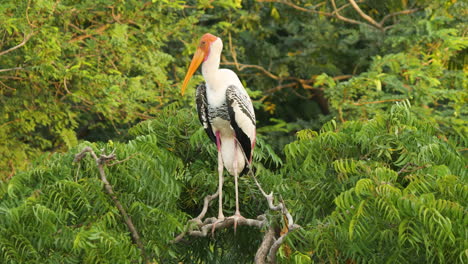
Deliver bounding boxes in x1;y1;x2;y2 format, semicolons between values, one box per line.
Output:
201;41;206;45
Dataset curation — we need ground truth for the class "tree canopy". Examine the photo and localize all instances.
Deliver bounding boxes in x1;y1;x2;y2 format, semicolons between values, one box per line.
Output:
0;0;466;263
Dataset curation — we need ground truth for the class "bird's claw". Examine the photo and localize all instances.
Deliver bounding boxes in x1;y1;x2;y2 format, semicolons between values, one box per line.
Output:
227;213;245;234
211;217;225;237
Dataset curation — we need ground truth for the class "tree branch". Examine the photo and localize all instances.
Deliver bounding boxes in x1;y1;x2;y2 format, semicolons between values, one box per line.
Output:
257;0;328;15
258;0;419;32
74;147;148;263
351;98;406;106
330;0;367;26
0;67;24;73
0;32;34;57
255;225;276;264
174;164;300;263
380;8;420;27
347;0;382;29
221;61;280;80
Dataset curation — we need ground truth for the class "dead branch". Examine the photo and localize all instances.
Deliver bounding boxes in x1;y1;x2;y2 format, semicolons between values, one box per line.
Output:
0;32;34;57
74;147;148;263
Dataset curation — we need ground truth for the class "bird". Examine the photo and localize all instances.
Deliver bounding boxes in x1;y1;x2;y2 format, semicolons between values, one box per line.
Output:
181;33;256;231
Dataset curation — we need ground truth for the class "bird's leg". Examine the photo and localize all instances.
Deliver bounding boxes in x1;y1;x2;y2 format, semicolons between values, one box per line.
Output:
228;139;245;233
216;139;225;220
212;131;225;235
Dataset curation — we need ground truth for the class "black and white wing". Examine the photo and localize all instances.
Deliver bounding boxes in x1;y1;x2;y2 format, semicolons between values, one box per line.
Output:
226;85;256;164
196;83;216;143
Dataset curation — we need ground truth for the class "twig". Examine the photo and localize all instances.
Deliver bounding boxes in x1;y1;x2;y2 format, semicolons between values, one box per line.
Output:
108;153;139;166
74;147;148;263
380;8;420;26
0;80;16;91
26;0;38;28
228;32;240;72
257;0;328;15
0;67;24;73
0;32;34;57
351;98;406;106
221;61;279;80
69;24;110;43
259;0;419;32
397;163;429;175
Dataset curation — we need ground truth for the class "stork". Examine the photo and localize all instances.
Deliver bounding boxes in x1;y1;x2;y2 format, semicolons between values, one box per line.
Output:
181;33;256;231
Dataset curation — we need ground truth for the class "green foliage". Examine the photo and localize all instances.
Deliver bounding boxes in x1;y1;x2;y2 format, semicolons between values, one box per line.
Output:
278;102;467;263
0;137;186;262
1;0;466;262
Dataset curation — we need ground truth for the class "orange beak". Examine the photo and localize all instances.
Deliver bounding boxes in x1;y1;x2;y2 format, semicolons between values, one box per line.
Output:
181;47;205;96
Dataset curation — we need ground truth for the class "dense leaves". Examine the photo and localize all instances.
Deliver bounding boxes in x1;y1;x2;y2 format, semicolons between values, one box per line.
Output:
1;0;466;263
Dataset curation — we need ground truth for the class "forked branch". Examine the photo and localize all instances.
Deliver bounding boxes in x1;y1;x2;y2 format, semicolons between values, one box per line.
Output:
74;147;148;263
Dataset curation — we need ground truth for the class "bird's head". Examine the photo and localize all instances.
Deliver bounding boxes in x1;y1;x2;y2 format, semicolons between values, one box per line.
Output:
181;33;219;95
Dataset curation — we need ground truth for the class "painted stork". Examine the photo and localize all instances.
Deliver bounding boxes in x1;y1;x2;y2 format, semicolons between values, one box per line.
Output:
181;33;256;230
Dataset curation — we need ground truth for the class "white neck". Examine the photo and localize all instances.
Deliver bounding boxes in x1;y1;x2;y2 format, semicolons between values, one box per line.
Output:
201;38;223;89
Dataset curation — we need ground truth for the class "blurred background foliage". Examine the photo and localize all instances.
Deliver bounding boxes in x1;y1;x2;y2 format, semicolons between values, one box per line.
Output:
0;0;466;263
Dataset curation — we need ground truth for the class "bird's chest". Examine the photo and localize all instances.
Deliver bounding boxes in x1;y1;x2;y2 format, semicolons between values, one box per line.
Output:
208;103;231;135
206;87;233;135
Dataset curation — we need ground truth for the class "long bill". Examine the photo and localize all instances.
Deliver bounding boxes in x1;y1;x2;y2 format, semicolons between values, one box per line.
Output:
181;48;205;96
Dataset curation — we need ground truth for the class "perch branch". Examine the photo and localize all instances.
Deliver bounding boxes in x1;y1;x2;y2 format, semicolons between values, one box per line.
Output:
173;165;300;263
74;147;148;263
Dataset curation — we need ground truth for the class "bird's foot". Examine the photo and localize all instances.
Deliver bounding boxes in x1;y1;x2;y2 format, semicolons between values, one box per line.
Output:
211;216;225;237
227;213;245;234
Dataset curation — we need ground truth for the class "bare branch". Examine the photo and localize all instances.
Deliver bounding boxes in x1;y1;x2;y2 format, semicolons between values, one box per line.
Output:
221;61;280;80
173;215;267;243
255;225;276;264
0;67;24;73
258;0;417;32
380;8;420;26
351;98;406;106
0;32;34;57
74;147;148;263
267;221;300;263
108;153;139;166
347;0;382;29
257;0;328;15
330;0;367;26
